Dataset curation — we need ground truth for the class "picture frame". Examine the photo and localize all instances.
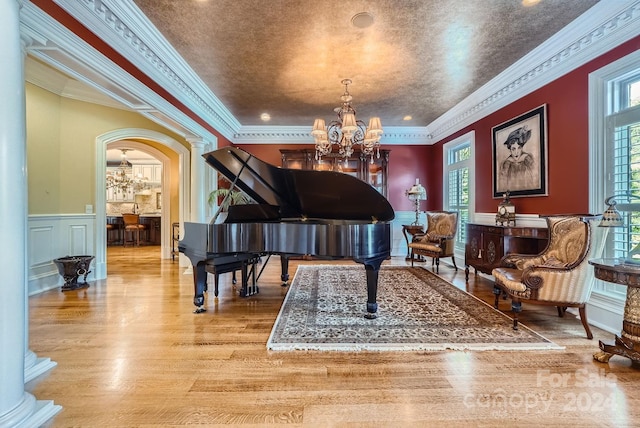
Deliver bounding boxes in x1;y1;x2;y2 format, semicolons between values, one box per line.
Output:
492;104;548;198
156;192;162;210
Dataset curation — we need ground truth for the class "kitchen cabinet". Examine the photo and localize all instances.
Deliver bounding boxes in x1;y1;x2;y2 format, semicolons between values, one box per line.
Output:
132;164;162;183
279;149;390;197
464;223;549;281
141;216;161;245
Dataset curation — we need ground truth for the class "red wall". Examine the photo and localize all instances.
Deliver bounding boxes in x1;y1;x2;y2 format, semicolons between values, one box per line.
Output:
235;144;431;211
434;35;640;215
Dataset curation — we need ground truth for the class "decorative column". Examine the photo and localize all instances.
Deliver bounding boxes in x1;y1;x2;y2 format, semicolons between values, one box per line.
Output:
0;1;61;426
187;136;215;223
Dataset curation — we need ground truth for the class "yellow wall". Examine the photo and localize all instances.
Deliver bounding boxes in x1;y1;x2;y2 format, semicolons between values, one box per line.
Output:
26;83;186;223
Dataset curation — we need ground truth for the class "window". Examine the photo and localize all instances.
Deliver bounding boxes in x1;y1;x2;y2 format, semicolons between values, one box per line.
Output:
607;109;640;263
590;51;640;299
443;131;475;254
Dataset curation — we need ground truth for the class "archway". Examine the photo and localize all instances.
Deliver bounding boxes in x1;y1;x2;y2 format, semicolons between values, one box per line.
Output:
95;129;190;278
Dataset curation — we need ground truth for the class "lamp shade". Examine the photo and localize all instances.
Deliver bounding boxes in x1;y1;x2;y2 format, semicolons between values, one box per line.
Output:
600;203;624;227
312;118;326;136
406;178;427;201
368;117;383;135
341;112;357;133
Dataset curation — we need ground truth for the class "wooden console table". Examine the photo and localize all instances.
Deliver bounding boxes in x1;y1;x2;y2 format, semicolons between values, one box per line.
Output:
589;258;640;364
464;223;548;281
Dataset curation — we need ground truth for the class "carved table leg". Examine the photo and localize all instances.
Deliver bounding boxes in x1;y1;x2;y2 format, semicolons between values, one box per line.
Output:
594;287;640;363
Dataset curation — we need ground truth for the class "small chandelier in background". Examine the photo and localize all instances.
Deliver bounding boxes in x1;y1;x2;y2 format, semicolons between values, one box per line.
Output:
106;149;145;194
311;79;383;161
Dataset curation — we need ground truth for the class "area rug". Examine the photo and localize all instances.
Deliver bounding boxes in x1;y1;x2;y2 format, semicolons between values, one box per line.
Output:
267;265;563;352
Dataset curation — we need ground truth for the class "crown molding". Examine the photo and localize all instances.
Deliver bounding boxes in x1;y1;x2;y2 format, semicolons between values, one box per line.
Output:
426;0;640;142
20;0;224;142
51;0;240;139
20;0;640;147
232;125;431;145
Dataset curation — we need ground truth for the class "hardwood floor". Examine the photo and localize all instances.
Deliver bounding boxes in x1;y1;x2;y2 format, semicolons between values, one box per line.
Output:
27;246;640;427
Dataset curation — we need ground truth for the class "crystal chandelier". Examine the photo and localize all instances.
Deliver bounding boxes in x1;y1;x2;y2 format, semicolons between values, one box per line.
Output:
311;79;383;161
106;149;144;194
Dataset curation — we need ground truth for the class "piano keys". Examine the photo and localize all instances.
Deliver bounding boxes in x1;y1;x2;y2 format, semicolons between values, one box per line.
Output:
179;147;394;318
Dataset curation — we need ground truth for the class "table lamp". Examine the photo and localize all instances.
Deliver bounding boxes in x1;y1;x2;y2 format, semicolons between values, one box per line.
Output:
600;192;640;264
405;178;427;226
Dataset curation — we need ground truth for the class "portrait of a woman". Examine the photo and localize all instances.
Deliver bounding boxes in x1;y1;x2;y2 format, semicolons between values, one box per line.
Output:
492;104;547;198
499;126;537;191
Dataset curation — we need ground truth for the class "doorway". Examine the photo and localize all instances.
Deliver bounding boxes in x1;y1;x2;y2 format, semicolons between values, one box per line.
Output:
95;129;191;279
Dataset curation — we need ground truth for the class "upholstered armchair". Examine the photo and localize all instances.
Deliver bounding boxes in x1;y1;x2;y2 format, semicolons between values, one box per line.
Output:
409;211;458;272
492;215;607;339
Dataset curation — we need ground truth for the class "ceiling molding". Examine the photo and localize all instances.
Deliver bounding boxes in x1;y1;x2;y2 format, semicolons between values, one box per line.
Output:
21;0;640;147
232;126;431;145
426;0;640;142
51;0;240;139
21;1;221;143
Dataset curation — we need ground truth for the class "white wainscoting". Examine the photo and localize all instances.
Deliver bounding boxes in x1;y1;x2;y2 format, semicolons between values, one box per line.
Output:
391;211;420;259
28;214;97;295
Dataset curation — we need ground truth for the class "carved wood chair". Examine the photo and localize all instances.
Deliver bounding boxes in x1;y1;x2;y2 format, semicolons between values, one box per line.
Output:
491;215;607;339
409;210;458;272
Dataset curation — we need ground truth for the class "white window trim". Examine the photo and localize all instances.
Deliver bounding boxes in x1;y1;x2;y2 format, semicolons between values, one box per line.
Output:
443;130;475;263
443;130;476;216
587;49;640;333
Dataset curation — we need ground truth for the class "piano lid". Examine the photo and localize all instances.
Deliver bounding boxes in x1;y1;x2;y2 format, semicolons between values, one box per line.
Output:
203;147;395;222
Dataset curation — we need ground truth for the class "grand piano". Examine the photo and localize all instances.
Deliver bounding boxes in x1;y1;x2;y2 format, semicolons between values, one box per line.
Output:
179;147;395;318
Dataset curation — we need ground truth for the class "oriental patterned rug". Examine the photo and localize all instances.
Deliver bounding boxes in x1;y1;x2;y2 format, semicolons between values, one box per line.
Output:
267;265;562;352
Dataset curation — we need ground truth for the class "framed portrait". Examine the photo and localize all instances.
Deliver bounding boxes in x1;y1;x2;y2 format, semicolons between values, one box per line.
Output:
492;104;548;198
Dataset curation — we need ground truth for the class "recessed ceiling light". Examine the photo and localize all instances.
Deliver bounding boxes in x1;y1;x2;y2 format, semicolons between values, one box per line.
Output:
351;12;374;29
403;115;413;121
260;113;271;122
522;0;541;6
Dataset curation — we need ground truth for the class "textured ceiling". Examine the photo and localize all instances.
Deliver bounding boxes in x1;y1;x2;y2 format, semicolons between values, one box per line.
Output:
131;0;598;128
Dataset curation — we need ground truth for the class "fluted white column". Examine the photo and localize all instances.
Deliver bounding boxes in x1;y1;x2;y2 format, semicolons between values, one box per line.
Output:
188;137;215;223
0;1;61;426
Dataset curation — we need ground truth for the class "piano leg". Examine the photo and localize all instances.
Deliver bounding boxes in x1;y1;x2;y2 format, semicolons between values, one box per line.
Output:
363;258;384;319
193;261;208;313
280;255;290;287
239;257;259;297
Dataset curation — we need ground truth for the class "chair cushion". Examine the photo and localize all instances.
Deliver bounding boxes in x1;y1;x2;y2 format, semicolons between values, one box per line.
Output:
409;241;443;255
492;267;527;293
125;224;145;231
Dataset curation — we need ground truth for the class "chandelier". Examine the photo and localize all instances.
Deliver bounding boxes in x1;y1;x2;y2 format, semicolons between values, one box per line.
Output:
311;79;383;161
106;149;145;194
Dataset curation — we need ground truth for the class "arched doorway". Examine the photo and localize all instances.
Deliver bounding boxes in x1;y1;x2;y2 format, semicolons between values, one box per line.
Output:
95;128;190;278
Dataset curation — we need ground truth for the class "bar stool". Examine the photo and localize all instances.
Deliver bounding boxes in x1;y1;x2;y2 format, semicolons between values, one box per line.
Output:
122;213;147;247
106;223;116;245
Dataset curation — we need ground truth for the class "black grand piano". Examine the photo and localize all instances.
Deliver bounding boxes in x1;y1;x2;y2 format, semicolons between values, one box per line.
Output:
179;147;395;318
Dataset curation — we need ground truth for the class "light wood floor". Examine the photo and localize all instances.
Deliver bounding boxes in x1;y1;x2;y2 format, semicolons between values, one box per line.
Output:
27;246;640;427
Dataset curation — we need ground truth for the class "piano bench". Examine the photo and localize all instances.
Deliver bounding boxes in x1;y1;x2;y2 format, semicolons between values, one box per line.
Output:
204;256;260;297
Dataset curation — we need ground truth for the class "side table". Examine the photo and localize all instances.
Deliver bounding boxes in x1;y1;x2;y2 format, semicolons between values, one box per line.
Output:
589;258;640;364
402;224;424;262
